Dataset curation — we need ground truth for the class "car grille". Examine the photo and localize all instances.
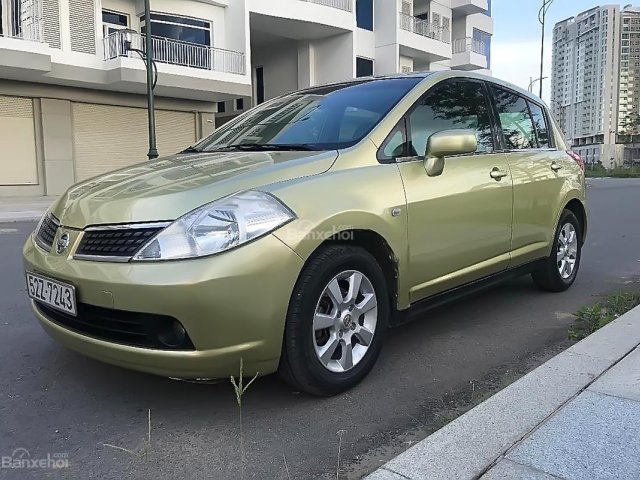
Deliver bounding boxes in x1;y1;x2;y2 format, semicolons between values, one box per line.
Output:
35;214;59;251
75;227;164;259
35;301;195;351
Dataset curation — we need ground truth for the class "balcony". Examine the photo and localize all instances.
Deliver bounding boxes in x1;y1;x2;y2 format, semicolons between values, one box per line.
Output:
451;37;488;70
451;0;490;16
396;12;452;63
399;13;451;44
299;0;353;12
103;31;246;75
0;0;52;76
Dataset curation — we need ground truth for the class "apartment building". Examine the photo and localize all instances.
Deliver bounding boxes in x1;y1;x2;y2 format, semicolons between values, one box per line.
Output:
551;4;640;168
0;0;493;197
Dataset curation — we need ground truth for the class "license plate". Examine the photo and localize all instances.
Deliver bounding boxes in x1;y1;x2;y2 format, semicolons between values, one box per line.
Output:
26;272;77;316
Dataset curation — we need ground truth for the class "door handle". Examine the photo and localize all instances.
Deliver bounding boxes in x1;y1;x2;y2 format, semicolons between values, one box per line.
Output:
551;162;563;172
490;168;508;180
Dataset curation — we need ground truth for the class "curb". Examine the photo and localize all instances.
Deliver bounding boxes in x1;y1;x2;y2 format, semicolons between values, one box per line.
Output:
0;197;56;223
366;304;640;480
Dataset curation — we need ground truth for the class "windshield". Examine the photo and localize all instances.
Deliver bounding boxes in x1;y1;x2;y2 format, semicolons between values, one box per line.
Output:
195;77;423;152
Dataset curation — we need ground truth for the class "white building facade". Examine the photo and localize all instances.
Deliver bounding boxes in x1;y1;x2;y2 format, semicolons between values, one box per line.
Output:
551;4;640;168
0;0;493;197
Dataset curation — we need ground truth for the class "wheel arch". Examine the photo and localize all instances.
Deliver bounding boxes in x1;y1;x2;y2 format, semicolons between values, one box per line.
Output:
564;198;587;244
307;229;401;317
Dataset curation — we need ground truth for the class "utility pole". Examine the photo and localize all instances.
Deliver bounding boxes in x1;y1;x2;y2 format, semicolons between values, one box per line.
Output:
144;0;158;159
538;0;554;99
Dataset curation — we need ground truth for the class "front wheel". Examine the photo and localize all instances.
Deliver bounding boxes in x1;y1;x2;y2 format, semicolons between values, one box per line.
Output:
532;209;582;292
279;245;390;396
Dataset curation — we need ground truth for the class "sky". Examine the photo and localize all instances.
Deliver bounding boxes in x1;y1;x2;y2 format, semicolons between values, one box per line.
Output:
491;0;602;102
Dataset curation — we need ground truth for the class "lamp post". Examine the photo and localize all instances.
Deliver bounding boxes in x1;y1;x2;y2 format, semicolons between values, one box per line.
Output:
121;0;158;160
528;76;548;93
538;0;554;99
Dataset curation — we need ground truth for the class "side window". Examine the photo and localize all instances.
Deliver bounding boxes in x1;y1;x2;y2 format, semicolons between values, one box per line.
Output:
527;101;550;148
490;87;537;150
379;123;407;160
407;80;494;156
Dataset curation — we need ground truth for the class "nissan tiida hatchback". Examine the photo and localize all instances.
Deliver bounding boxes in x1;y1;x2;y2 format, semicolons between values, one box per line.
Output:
24;72;587;396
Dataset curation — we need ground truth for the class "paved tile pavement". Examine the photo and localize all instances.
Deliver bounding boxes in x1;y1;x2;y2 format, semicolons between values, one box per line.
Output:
369;305;640;480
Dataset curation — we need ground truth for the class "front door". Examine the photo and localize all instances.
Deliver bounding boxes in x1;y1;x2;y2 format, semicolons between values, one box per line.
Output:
396;79;513;302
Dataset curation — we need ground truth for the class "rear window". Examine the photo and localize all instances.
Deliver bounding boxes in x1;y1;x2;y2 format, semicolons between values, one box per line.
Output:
527;101;550;148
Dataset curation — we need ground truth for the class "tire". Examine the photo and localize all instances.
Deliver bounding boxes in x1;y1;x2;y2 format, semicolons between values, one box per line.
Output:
532;209;582;292
278;244;390;396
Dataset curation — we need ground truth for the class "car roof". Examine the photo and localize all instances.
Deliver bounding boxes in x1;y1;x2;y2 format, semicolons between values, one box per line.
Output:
303;71;547;108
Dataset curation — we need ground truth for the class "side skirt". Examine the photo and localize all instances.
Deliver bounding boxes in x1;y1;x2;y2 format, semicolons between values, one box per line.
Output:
392;259;545;327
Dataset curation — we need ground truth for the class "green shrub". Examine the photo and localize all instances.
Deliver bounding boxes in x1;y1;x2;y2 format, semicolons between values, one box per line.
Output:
569;292;640;340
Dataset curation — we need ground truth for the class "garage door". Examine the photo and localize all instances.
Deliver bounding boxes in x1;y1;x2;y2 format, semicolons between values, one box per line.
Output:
0;95;38;185
72;103;197;181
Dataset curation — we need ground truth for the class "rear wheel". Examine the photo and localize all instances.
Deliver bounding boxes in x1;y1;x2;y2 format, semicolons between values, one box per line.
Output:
279;245;389;396
532;209;582;292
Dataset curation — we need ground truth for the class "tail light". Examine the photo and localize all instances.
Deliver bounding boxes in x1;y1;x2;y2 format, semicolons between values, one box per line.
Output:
567;150;585;171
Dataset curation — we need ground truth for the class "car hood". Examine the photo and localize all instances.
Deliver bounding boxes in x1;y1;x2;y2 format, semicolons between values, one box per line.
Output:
52;150;338;228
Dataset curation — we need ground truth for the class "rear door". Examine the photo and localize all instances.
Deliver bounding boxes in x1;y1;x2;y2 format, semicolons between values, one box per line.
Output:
488;85;568;266
395;79;513;302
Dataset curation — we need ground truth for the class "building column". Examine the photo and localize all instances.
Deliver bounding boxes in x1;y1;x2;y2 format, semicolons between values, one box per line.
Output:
297;41;315;89
40;98;75;195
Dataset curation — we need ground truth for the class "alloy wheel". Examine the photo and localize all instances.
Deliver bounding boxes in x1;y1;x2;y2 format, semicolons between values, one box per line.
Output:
557;223;578;279
312;270;378;373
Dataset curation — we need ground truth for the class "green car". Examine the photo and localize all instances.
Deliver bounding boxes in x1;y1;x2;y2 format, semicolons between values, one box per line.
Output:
23;72;586;396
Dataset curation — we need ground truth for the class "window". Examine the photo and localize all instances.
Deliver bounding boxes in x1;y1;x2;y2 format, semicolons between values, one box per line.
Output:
235;98;244;111
102;10;128;27
141;13;211;46
473;29;492;68
356;0;373;31
196;77;423;151
255;66;265;104
527;101;550;148
217;101;226;113
379;122;408;161
102;9;129;37
356;57;374;78
407;80;494;156
491;87;537;150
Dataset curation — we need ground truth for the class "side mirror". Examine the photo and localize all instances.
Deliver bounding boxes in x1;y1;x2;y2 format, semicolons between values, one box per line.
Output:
424;129;478;177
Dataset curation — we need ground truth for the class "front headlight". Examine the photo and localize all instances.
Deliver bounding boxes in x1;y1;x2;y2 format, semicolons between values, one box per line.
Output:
132;191;295;261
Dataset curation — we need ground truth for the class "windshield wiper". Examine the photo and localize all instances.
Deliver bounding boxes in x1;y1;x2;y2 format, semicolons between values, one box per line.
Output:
180;146;202;154
212;143;314;152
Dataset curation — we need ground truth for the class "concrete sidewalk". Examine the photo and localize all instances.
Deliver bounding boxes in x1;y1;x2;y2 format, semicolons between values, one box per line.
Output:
368;304;640;480
0;196;56;222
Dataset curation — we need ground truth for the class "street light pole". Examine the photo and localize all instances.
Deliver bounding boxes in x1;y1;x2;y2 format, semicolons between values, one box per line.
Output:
538;0;554;99
528;76;548;93
144;0;158;160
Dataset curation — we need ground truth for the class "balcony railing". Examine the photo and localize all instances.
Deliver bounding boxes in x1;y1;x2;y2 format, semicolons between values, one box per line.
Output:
300;0;353;12
103;31;246;75
399;13;451;44
4;0;44;42
453;37;487;55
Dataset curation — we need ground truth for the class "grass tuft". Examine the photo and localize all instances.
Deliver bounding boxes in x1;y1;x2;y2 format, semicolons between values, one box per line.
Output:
569;291;640;340
102;409;152;459
230;358;259;480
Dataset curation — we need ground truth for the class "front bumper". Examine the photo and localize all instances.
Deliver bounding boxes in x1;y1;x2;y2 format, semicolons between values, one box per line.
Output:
23;233;304;378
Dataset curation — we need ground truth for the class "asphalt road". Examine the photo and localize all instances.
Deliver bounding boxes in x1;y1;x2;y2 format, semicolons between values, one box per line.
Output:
1;178;639;480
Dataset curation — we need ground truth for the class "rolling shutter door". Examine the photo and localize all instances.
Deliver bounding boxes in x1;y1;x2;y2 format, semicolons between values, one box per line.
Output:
72;103;196;181
0;95;38;185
